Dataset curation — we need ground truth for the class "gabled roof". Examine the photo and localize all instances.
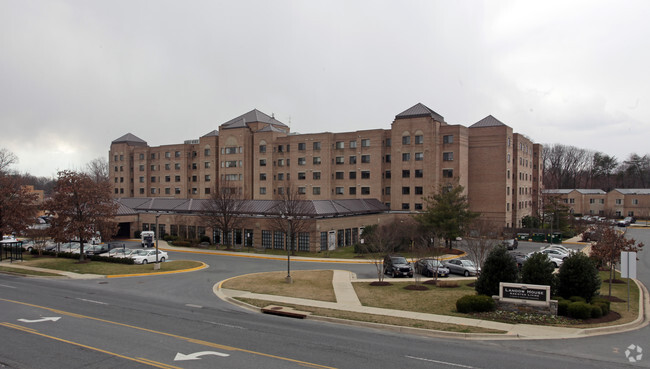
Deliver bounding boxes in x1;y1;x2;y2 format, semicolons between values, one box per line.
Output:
612;189;650;195
114;198;388;218
221;109;288;130
470;115;507;128
201;130;219;137
111;133;147;146
395;103;445;122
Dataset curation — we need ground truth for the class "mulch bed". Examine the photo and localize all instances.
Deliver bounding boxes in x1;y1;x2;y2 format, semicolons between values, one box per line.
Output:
403;284;429;291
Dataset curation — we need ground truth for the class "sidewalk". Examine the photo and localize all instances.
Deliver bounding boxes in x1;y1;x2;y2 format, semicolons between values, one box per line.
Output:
215;269;650;340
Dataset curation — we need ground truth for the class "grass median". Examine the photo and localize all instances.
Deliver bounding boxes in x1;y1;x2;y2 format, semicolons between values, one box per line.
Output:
15;255;203;276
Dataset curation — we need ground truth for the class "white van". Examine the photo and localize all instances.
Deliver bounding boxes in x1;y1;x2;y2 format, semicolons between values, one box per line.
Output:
141;231;155;247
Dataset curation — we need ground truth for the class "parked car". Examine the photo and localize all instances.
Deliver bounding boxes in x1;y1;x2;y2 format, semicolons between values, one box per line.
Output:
414;258;450;278
130;249;168;264
383;255;414;278
100;248;134;258
528;251;564;268
501;238;518;250
444;259;480;277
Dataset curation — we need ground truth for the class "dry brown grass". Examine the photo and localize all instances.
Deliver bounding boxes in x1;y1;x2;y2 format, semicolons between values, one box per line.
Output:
222;270;336;302
237;297;505;334
353;280;476;316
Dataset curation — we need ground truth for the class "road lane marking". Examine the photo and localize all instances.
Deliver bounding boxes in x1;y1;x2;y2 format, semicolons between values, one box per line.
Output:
76;298;108;305
0;322;182;369
406;355;479;368
1;298;337;369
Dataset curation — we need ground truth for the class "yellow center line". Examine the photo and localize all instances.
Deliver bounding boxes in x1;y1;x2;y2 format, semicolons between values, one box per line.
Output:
0;298;337;369
0;322;182;369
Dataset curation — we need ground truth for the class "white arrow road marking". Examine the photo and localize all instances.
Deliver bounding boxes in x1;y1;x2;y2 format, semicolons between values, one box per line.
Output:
17;317;61;323
174;351;230;361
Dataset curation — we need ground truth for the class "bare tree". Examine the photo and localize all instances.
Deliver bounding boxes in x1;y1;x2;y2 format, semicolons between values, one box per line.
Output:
269;182;312;283
86;157;109;184
0;148;18;174
358;220;401;283
464;218;501;274
202;179;245;249
0;174;39;236
45;170;117;261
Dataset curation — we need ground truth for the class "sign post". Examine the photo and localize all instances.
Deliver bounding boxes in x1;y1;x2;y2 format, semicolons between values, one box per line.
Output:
621;251;637;312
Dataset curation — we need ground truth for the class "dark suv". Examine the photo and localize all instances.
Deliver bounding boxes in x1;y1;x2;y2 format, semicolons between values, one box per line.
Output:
383;255;414;278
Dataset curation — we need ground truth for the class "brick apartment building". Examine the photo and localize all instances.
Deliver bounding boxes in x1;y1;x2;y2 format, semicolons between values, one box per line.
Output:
109;103;543;250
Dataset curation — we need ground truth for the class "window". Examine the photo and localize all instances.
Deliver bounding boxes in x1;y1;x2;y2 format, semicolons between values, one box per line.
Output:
313;157;321;165
313;187;321;195
402;187;410;195
402;153;410;161
335;171;344;179
402;135;411;145
361;187;370;195
415;152;423;161
298;172;306;180
336;141;344;149
402;203;410;210
298;143;306;151
349;140;357;148
361;155;370;163
443;135;453;144
349;171;356;179
349;156;357;164
298;157;306;165
443;152;453;161
313;172;321;180
442;169;453;178
336;156;344;164
259;145;266;153
313;142;321;150
260;187;266;195
415;169;423;178
335;187;344;195
415;135;423;144
415;186;423;195
361;171;370;179
361;139;370;147
402;170;410;178
349;187;356;195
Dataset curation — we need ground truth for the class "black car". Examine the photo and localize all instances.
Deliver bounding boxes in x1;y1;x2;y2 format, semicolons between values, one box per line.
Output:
383;255;414;278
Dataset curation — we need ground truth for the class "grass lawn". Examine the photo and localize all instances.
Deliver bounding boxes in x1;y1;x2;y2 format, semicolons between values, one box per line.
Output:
20;255;203;275
222;270;336;302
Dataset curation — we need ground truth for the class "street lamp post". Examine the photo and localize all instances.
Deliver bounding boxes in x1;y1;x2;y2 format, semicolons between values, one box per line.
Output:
154;213;161;270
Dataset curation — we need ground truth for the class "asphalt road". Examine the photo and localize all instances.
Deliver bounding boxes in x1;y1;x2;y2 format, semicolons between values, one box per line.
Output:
0;232;648;369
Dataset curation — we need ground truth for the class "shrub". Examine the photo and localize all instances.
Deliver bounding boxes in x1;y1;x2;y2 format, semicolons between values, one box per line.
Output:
475;246;519;296
567;301;592;319
557;253;601;302
557;298;570;316
590;304;603;319
456;295;496;313
521;252;557;295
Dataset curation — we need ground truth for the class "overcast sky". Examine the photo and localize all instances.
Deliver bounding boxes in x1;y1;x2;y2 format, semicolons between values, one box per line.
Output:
2;0;649;177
